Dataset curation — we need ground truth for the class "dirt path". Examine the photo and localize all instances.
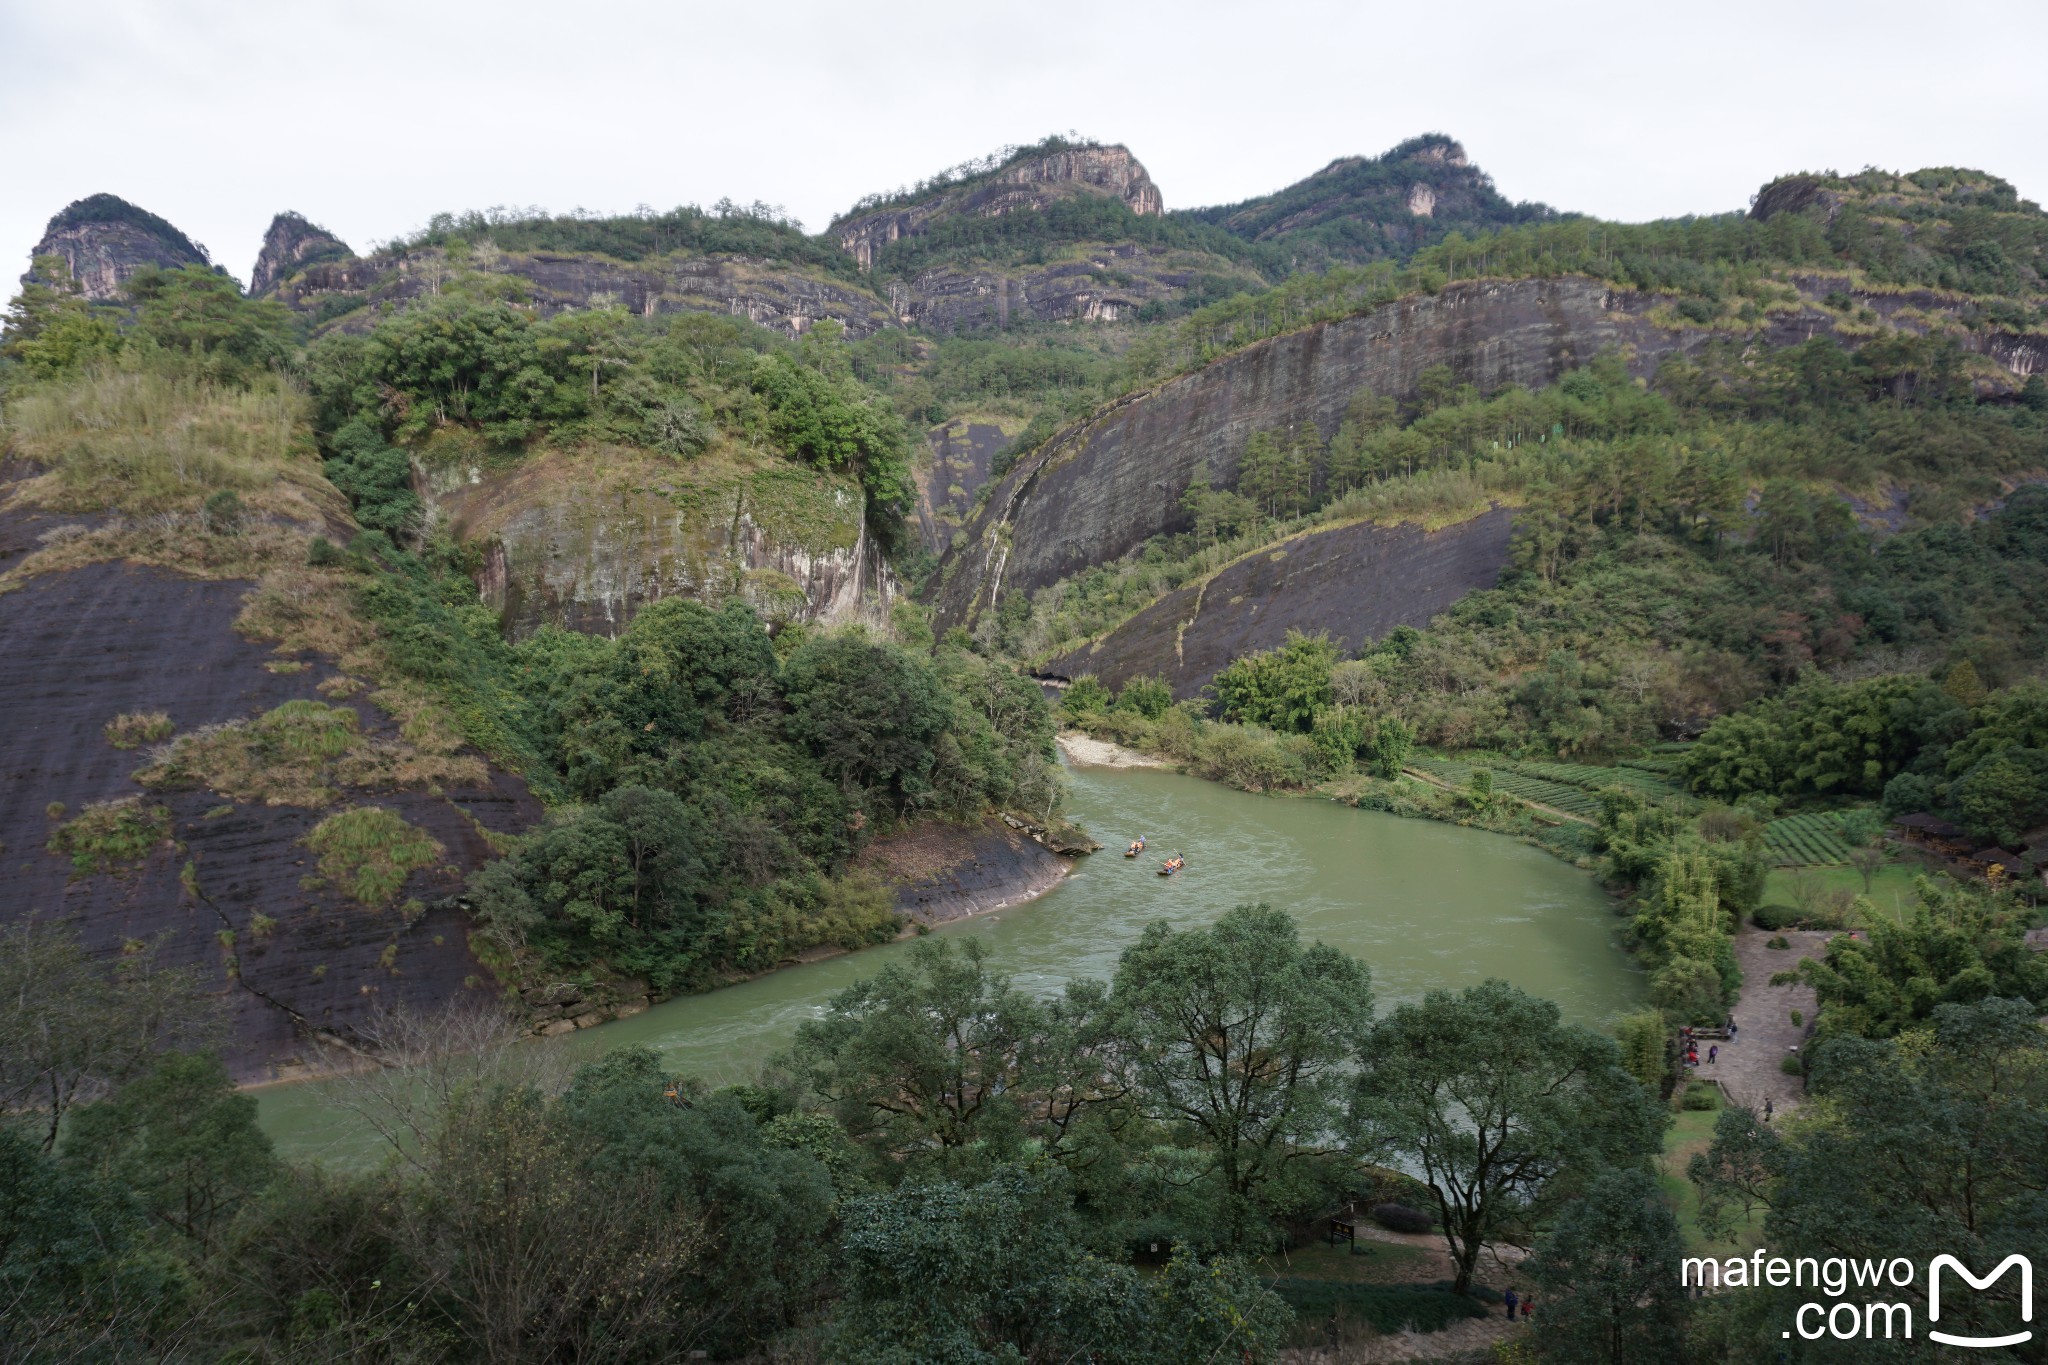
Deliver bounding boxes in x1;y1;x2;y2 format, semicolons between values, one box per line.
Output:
1709;925;1831;1117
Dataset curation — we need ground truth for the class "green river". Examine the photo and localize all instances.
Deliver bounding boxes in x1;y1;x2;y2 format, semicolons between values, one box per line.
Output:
258;762;1641;1159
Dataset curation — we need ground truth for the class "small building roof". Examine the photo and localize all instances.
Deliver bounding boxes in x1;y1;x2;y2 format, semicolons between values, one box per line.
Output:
1975;848;2030;874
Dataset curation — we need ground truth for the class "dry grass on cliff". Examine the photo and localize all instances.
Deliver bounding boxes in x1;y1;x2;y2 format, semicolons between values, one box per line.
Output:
137;699;485;808
2;362;335;520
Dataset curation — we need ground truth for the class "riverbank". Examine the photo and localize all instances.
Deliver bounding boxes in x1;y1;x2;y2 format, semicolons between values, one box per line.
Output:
859;815;1078;924
1058;731;1174;768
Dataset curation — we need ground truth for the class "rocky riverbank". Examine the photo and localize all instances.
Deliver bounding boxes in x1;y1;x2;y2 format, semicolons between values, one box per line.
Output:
860;814;1086;924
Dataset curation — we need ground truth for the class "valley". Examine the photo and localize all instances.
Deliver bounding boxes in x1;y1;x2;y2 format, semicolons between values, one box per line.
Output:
3;126;2045;1363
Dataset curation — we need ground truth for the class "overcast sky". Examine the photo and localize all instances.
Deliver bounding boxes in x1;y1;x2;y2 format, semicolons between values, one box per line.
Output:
5;0;2044;289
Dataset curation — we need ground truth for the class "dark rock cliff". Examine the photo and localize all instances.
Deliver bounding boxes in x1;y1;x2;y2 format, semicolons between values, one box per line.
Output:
833;144;1163;270
25;193;210;300
930;274;2046;629
0;557;536;1082
249;212;352;296
916;420;1015;556
931;277;1661;625
1045;507;1517;698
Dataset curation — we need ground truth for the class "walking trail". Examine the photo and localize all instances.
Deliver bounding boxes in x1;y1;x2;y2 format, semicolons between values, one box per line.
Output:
1708;925;1832;1117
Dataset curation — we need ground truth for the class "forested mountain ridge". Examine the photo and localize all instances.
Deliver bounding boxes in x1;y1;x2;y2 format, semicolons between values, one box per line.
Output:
1175;133;1560;267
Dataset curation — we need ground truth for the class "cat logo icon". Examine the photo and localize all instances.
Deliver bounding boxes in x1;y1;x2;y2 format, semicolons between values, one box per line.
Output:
1928;1254;2033;1349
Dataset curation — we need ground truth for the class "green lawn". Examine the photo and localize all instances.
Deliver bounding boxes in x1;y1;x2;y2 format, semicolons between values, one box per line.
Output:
1762;862;1927;924
1661;1083;1765;1256
1267;1238;1434;1284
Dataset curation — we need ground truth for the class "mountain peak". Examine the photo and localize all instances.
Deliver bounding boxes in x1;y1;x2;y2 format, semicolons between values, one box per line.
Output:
27;193;209;299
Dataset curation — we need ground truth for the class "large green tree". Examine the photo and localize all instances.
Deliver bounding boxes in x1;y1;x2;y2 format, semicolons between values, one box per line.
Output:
830;1165;1290;1364
1348;979;1664;1294
1524;1168;1689;1364
1112;904;1373;1250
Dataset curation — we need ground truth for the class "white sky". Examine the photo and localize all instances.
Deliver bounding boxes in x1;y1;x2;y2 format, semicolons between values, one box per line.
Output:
4;0;2044;290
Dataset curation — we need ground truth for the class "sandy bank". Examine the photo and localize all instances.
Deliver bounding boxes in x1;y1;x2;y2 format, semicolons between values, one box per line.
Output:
1058;731;1173;769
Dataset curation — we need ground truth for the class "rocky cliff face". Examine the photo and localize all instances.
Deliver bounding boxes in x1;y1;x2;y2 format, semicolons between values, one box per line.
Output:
24;193;210;299
249;212;352;296
916;419;1015;556
1046;508;1517;698
0;543;537;1082
420;447;896;638
833;144;1163;270
887;242;1264;332
931;274;2044;629
266;245;899;339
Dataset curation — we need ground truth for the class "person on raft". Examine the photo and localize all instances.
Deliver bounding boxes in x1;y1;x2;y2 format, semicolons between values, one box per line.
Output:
1126;835;1147;856
1160;853;1185;874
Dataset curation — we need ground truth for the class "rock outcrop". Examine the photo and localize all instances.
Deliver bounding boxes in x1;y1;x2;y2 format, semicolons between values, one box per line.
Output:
419;447;896;638
932;277;1667;626
858;816;1074;924
24;193;209;299
1045;507;1517;698
249;212;352;296
833;144;1164;271
889;242;1264;332
267;245;899;339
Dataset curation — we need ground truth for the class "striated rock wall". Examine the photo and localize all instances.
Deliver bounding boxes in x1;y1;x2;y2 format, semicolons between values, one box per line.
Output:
931;278;1657;625
0;557;536;1082
423;448;897;638
891;242;1263;332
931;275;2048;628
1046;507;1517;698
917;419;1015;556
835;144;1163;271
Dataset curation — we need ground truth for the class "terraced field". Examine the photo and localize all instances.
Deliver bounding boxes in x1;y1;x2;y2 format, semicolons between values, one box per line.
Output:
1407;756;1606;818
1763;811;1858;866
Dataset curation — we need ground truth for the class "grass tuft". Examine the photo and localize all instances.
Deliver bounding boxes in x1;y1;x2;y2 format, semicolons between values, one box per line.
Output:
104;711;176;750
47;797;173;876
304;806;443;908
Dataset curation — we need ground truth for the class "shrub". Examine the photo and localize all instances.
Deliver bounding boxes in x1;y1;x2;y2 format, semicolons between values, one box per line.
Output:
1115;675;1174;720
1061;674;1111;718
1271;1279;1483;1342
103;711;174;749
1682;1084;1720;1111
1780;1052;1806;1076
1370;1202;1433;1234
202;489;246;534
1752;902;1848;931
1767;934;1791;949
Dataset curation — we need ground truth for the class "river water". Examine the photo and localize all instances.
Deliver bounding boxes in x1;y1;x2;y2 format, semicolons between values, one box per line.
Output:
258;763;1641;1159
